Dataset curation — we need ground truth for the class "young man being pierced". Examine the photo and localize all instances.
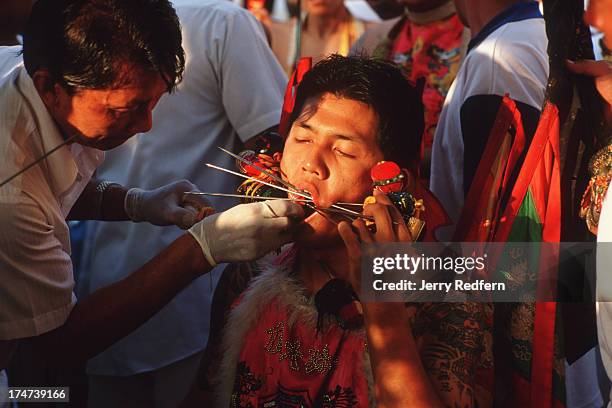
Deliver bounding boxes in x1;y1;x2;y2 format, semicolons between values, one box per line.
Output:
186;55;493;408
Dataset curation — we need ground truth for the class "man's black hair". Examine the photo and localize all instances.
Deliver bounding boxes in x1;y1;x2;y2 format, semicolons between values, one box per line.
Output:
289;55;424;172
22;0;185;92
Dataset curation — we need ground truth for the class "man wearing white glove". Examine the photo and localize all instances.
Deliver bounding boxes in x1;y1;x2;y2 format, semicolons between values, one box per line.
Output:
0;0;303;382
189;201;301;266
68;179;211;229
1;198;303;369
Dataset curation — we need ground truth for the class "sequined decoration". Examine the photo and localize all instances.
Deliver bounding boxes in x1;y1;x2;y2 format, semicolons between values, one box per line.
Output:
304;344;333;374
279;339;303;371
321;385;358;407
265;322;285;355
580;144;612;235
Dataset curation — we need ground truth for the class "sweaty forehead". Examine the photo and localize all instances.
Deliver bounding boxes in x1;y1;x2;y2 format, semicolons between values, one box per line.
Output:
292;93;380;144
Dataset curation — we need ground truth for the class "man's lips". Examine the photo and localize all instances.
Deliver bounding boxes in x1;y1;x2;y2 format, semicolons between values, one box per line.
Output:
286;181;324;221
291;181;320;206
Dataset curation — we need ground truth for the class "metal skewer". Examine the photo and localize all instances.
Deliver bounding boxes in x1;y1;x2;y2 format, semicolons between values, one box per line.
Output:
217;147;303;193
183;191;311;202
305;204;339;226
205;162;403;226
206;163;313;201
216;147;365;217
184;191;359;223
323;207;406;226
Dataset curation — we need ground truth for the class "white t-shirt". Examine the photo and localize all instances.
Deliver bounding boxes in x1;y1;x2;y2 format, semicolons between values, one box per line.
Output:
79;0;287;375
429;1;549;240
0;47;104;340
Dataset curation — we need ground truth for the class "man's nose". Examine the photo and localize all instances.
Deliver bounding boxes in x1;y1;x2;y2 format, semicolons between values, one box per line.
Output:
129;107;153;134
301;147;329;179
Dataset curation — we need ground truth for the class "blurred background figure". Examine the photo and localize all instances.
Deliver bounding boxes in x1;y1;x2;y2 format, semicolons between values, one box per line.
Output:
75;0;286;406
351;0;466;180
0;0;34;46
585;0;612;61
263;0;377;73
568;0;612;407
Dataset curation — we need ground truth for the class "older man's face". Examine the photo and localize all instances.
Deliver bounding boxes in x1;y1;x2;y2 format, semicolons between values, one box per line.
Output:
280;93;385;247
47;64;168;150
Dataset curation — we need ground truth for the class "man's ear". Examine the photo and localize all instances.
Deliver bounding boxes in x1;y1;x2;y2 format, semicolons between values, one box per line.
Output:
32;69;67;111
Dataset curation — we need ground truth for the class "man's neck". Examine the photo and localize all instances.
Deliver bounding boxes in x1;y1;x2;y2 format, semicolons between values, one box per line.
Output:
466;1;525;38
405;0;450;13
297;245;349;295
305;8;350;38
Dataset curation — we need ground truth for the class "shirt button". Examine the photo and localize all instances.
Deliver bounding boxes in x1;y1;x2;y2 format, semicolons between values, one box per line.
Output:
76;174;82;182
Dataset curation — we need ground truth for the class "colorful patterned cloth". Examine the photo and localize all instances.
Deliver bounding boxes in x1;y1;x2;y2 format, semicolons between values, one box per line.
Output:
371;14;464;176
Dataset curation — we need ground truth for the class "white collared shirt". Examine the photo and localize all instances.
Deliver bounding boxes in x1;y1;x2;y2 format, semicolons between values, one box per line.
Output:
0;46;104;340
430;3;548;240
79;0;287;376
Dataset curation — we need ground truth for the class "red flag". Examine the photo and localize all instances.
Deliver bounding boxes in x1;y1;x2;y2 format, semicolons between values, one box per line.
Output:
278;58;312;138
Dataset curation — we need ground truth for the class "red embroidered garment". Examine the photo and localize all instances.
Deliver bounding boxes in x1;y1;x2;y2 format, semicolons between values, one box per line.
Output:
215;249;372;407
230;299;369;406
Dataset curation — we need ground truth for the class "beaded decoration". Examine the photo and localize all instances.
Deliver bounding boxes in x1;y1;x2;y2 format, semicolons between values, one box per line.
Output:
580;144;612;235
369;161;425;240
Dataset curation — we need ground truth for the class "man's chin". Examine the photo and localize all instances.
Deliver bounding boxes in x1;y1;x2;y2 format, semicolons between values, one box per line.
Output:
293;214;343;248
78;136;131;151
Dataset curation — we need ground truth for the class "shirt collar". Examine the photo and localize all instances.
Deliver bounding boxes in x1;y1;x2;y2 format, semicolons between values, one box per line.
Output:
16;67;80;197
467;1;543;52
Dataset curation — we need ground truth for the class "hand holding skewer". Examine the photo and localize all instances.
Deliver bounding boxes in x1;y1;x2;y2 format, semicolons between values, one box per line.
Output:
338;190;415;292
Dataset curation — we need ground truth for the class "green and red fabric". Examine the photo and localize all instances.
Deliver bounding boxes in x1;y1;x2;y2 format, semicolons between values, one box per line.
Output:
454;96;564;407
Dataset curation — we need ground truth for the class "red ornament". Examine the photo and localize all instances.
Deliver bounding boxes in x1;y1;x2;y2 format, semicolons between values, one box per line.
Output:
370;161;405;193
236;150;262;177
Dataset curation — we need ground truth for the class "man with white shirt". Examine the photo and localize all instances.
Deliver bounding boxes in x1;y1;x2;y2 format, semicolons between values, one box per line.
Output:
76;1;288;406
0;0;303;401
429;0;549;240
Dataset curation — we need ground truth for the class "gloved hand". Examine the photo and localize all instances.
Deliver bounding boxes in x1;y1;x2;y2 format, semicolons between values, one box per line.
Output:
188;200;304;266
125;180;213;229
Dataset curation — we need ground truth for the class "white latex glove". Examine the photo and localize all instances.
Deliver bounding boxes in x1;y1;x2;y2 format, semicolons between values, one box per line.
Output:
124;180;213;229
188;200;304;266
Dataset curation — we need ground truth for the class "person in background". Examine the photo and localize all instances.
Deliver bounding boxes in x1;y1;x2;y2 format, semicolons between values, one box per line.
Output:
568;1;612;407
264;0;374;73
429;0;548;240
351;0;466;180
76;0;288;406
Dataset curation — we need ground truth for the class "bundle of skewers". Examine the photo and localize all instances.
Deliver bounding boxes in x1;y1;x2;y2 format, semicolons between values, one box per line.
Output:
184;143;426;240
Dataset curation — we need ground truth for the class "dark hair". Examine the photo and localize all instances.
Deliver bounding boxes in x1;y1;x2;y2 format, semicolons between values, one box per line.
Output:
22;0;185;92
289;55;424;172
